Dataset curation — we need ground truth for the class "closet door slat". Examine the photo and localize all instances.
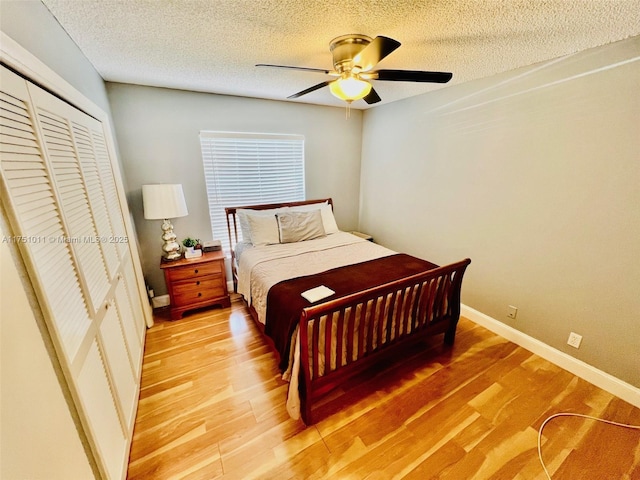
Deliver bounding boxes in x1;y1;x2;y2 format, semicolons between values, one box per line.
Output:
72;121;120;279
35;106;110;313
0;77;91;362
92;129;129;258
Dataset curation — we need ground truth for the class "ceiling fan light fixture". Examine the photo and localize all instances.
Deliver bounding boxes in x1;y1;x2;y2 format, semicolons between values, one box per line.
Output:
259;34;452;108
329;76;372;102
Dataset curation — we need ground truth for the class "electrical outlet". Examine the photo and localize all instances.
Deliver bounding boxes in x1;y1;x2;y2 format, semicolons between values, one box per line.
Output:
507;305;518;319
567;332;582;349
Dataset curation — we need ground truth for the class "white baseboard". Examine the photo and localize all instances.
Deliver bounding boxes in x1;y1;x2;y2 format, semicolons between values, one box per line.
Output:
461;304;640;409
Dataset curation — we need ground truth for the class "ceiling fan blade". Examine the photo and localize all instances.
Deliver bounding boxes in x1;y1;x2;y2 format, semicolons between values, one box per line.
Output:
256;64;331;74
374;69;453;83
363;88;381;105
355;36;401;71
288;81;332;99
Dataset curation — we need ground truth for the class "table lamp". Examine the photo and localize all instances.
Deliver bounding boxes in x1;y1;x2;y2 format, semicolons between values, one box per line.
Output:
142;184;188;261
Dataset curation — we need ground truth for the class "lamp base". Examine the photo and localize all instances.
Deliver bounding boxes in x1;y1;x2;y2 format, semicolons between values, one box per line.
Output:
161;218;182;261
163;250;182;261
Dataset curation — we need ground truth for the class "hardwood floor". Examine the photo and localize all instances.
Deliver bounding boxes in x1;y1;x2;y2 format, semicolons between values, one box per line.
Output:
127;296;640;479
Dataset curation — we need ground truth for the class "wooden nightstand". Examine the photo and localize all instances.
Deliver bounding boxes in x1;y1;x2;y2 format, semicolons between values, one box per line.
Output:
160;250;231;320
350;231;373;242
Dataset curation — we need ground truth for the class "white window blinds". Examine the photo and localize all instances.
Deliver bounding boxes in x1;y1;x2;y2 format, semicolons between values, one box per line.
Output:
199;131;305;251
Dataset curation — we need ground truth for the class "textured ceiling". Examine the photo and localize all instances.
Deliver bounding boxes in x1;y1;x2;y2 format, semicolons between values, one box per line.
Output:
41;0;640;109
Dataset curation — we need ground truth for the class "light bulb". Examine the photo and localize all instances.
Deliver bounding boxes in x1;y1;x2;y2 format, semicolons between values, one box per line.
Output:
329;76;372;102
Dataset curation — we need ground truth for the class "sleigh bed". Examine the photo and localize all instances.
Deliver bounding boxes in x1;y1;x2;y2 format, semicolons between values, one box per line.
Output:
225;198;470;424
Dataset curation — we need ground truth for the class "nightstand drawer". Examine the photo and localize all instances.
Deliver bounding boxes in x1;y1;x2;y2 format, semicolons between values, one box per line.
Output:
172;278;226;306
167;260;222;282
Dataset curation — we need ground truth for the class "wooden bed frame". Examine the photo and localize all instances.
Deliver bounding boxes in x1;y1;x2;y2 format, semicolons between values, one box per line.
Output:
225;199;470;424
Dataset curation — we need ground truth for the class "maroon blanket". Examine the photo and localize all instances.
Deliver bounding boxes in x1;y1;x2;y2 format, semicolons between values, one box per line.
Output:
265;253;438;372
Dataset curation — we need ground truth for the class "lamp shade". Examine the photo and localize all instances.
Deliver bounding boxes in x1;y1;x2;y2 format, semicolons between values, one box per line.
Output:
142;184;188;220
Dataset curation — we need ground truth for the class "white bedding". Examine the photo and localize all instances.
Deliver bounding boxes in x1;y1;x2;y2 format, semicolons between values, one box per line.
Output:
235;231;396;419
237;231;395;324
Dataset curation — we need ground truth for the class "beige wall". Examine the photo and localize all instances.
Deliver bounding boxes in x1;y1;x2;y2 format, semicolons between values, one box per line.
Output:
359;36;640;387
106;83;364;296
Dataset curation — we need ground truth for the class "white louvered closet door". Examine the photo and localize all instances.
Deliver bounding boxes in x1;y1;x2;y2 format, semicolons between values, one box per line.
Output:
0;65;144;480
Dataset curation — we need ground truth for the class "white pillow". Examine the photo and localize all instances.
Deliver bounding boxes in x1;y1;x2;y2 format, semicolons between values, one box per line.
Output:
289;201;339;234
237;207;285;243
276;210;326;243
319;204;339;234
246;212;280;246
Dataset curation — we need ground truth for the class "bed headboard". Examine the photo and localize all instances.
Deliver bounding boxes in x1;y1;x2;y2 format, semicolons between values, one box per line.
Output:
224;198;333;252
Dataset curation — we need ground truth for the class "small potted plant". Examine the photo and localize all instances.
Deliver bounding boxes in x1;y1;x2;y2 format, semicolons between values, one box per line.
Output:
182;237;200;258
182;237;196;251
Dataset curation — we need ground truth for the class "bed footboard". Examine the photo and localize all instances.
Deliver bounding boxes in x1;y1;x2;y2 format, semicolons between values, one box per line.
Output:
298;258;471;424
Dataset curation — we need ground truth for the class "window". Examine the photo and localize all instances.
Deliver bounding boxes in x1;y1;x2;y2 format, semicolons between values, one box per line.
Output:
199;131;305;251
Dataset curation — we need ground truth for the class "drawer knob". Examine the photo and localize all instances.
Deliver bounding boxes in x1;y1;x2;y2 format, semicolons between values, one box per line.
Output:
194;269;199;274
196;280;200;285
198;292;202;297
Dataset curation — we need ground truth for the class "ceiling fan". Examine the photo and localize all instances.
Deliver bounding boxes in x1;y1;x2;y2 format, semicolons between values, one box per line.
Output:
257;34;452;106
